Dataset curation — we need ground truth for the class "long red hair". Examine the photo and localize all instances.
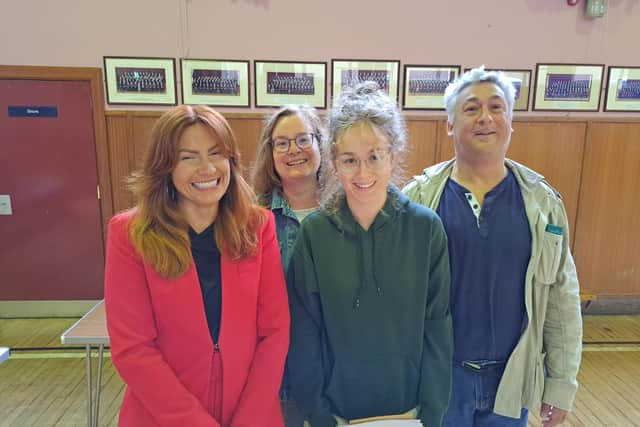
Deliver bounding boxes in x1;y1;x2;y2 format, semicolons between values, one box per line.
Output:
128;105;265;278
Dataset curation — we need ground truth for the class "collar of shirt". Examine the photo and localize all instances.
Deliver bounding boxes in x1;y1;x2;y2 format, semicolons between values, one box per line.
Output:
270;189;299;222
188;223;217;253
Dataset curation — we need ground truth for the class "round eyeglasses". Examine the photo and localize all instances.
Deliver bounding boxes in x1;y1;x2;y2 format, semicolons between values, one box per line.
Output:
271;133;316;153
335;149;390;174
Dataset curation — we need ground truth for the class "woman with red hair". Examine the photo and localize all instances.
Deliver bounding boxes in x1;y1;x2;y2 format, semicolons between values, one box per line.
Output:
104;105;289;426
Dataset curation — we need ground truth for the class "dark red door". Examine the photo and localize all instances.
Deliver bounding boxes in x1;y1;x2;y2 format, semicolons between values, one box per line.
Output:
0;80;104;300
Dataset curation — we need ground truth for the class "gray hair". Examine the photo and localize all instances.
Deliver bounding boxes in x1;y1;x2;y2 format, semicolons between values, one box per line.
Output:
443;66;516;122
320;81;407;211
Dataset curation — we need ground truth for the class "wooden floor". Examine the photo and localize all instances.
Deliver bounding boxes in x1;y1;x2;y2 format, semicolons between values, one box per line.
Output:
0;316;639;426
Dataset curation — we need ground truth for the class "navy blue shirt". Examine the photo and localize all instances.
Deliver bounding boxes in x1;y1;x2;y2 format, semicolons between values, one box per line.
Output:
437;170;531;362
189;224;222;344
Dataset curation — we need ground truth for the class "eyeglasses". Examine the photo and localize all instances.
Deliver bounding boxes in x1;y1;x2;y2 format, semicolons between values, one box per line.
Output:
335;149;390;174
271;133;316;153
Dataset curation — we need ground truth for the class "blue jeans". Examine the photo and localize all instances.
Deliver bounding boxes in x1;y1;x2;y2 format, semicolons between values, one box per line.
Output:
443;363;528;427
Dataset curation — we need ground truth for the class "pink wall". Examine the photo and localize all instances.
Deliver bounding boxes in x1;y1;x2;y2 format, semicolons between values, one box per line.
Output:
1;0;638;114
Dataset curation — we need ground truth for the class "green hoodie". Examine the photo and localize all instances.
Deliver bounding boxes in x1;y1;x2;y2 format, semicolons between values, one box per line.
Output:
287;187;453;427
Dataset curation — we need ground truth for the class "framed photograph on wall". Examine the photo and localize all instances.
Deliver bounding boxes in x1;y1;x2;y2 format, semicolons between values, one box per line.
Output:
103;56;177;105
533;63;604;112
402;65;460;110
500;69;531;111
254;60;327;108
604;66;640;112
332;59;400;102
181;59;249;107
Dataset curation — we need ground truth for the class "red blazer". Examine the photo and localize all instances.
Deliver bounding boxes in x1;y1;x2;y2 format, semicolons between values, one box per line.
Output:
104;209;289;427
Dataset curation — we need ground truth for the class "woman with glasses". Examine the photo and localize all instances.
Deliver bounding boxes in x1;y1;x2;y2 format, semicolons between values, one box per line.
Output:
253;105;324;273
105;105;290;426
287;82;454;427
253;105;325;427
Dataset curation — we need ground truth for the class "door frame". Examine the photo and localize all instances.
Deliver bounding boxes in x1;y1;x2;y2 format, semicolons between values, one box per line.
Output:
0;66;112;316
0;65;113;239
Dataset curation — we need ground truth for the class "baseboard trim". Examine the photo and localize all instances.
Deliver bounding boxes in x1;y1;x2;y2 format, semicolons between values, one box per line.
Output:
582;297;640;315
0;300;101;318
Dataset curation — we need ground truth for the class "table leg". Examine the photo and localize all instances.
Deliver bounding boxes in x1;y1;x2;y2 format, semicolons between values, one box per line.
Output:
86;344;93;427
93;344;105;427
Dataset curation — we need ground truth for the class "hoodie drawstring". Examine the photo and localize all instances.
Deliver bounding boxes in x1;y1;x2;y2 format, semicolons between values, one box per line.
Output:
353;230;365;309
352;223;386;308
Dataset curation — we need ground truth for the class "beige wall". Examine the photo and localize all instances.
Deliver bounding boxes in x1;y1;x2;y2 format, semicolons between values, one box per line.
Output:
1;0;639;115
1;2;639;299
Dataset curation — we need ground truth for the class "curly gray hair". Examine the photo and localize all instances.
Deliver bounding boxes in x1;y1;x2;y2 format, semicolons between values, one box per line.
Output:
320;81;407;211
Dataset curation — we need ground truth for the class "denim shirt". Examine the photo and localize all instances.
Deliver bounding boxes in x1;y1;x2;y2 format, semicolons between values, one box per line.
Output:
270;190;302;273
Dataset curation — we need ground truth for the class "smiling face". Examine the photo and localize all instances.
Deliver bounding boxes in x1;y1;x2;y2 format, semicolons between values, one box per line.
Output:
271;114;321;187
171;123;231;225
448;81;513;163
334;122;393;214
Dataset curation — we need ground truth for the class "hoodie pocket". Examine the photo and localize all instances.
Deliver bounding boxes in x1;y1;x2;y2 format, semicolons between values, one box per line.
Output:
326;355;419;420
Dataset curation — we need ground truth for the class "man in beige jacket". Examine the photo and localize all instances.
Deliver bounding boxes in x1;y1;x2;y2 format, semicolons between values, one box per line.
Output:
403;67;582;427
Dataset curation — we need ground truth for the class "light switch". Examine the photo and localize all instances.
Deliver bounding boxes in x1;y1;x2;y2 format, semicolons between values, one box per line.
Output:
0;195;13;215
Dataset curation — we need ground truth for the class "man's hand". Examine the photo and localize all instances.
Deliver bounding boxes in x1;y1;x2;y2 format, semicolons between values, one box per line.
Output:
540;403;568;427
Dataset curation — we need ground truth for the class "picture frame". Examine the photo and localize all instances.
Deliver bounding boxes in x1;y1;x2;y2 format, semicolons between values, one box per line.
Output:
533;63;604;112
402;65;460;110
331;59;400;102
498;69;532;111
604;66;640;112
103;56;177;105
254;60;327;108
180;59;250;107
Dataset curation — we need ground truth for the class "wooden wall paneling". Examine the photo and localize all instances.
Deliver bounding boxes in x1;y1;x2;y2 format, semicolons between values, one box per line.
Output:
102;110;640;298
436;120;453;162
404;118;439;183
106;114;134;213
97;106;640;298
131;113;161;171
226;117;265;179
506;121;587;241
573;122;640;297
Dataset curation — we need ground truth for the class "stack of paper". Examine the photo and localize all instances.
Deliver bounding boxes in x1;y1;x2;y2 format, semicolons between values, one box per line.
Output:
350;420;422;426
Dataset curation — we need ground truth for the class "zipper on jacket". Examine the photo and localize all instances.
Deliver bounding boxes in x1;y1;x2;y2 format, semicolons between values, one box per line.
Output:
210;342;223;420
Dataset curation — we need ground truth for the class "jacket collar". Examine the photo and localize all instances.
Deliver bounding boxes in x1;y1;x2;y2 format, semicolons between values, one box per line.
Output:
269;189;298;220
422;158;545;194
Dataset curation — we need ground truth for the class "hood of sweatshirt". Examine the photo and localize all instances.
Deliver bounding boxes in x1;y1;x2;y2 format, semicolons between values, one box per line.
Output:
324;185;410;308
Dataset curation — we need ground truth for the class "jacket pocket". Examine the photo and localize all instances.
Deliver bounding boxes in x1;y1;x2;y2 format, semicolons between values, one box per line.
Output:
537;229;562;285
531;351;546;406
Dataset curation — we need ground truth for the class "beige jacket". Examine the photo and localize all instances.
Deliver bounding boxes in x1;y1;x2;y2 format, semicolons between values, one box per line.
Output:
402;159;582;418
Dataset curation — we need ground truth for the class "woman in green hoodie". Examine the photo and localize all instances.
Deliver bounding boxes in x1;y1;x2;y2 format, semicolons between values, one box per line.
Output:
287;82;454;427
